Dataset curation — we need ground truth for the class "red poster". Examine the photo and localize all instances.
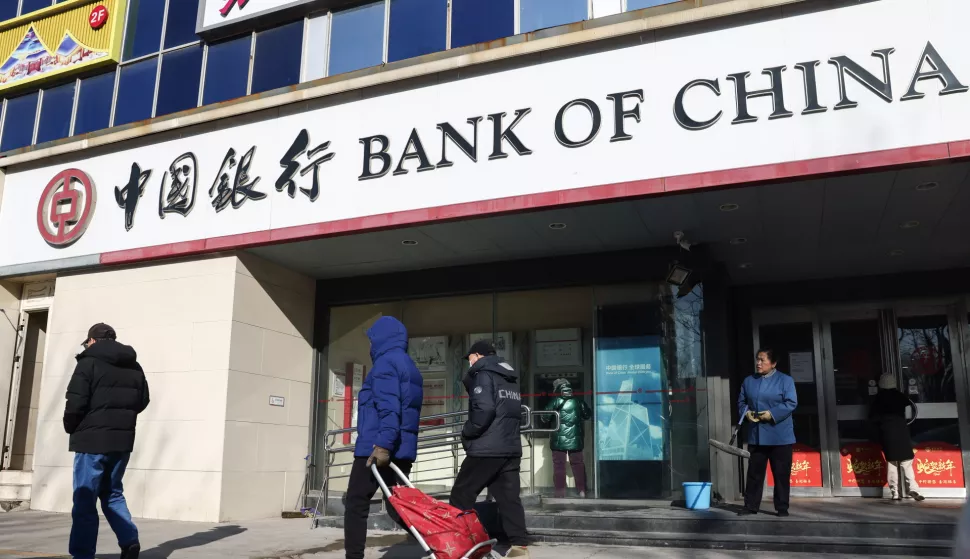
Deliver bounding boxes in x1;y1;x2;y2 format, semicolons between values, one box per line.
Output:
913;442;965;488
767;444;823;487
841;442;887;487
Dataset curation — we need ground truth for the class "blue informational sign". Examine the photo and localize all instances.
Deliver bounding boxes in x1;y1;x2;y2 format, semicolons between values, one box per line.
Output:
594;336;665;461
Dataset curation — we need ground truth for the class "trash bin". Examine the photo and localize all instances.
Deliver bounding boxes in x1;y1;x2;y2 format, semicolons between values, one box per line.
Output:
682;482;712;510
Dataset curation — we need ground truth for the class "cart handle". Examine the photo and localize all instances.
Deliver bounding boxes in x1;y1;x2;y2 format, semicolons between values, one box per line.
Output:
370;462;417;497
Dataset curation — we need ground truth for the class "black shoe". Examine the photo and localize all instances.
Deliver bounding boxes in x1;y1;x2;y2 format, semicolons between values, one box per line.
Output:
909;491;926;502
121;543;140;559
777;510;790;517
737;508;758;516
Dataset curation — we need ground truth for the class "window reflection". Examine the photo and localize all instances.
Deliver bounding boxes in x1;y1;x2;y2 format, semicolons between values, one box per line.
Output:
520;0;588;33
202;35;252;105
36;81;74;144
627;0;679;10
451;0;513;48
73;72;114;135
164;0;202;49
114;57;158;126
329;1;385;76
156;45;203;117
19;0;52;16
251;21;303;94
898;315;955;403
388;0;447;63
123;0;166;60
0;92;38;151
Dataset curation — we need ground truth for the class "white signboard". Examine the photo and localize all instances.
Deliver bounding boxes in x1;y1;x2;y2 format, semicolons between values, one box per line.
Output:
789;351;815;384
409;336;449;372
4;0;970;272
197;0;314;34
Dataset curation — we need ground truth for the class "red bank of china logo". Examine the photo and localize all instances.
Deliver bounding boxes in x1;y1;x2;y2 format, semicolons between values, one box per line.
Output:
36;169;97;247
219;0;249;17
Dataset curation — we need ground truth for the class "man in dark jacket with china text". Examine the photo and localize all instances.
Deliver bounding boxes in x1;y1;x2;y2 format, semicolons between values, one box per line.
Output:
450;340;530;558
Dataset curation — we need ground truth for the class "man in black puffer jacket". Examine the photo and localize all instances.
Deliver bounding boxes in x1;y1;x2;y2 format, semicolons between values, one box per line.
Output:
64;323;149;559
450;341;529;558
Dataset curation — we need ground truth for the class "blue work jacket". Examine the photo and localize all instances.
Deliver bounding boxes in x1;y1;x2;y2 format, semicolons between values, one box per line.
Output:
738;370;798;446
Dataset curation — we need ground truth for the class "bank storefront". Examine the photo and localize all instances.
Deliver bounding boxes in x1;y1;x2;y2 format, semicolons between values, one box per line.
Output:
0;0;969;522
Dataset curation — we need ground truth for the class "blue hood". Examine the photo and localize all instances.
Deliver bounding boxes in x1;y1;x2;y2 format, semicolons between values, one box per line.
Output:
367;316;409;362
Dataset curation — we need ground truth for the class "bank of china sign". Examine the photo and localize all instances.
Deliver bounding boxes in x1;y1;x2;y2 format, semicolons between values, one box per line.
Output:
0;0;125;94
2;0;968;269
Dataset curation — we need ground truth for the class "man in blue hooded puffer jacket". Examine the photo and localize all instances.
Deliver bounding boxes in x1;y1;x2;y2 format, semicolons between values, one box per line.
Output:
344;316;423;559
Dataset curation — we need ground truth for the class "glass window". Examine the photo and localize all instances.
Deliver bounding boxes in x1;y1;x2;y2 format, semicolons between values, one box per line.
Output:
451;0;513;48
627;0;679;10
251;20;303;95
520;0;588;33
329;1;384;76
114;57;158;126
73;72;114;135
155;45;203;117
303;13;329;82
164;0;201;48
0;1;17;21
202;34;251;105
20;0;52;16
1;92;39;152
123;0;166;60
36;82;75;144
388;0;446;63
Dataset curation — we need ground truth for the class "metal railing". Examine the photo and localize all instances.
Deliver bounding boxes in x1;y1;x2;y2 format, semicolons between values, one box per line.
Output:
310;405;560;528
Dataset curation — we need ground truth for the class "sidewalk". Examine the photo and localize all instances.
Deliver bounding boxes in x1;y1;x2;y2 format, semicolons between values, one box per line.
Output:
0;510;935;559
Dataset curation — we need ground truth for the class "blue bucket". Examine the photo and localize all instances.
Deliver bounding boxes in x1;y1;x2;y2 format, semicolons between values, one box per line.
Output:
683;482;712;510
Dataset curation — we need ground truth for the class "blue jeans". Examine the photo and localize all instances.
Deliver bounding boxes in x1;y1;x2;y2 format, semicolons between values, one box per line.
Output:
69;452;139;559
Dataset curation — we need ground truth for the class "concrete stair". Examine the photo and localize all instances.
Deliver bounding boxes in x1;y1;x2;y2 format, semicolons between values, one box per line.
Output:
0;470;31;507
312;496;961;556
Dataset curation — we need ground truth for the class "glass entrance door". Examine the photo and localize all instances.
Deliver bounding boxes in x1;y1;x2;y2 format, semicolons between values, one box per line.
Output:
820;305;969;498
751;308;829;496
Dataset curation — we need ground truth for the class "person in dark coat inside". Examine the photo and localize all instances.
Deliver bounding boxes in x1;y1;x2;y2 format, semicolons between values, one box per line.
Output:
450;340;530;558
544;378;592;498
64;323;149;559
738;348;798;517
344;316;423;559
870;373;924;501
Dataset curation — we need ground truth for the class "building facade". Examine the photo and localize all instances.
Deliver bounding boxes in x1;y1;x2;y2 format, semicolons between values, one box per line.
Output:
0;0;969;522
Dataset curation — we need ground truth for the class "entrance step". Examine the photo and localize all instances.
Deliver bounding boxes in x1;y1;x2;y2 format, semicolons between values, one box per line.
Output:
0;470;32;504
313;497;960;556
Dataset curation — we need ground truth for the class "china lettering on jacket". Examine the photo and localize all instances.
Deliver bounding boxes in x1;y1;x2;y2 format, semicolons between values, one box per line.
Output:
498;389;521;401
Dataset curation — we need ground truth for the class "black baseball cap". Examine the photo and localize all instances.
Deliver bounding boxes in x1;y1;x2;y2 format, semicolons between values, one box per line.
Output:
464;340;496;359
83;323;116;345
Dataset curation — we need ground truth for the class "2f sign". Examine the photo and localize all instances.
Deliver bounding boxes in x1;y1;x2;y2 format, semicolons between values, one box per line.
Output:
89;5;108;30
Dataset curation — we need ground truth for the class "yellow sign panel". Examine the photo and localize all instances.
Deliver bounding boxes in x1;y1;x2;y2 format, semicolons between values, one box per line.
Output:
0;0;126;94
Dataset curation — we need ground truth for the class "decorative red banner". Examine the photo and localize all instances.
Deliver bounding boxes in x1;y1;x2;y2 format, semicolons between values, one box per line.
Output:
841;442;887;488
913;442;965;488
767;443;823;487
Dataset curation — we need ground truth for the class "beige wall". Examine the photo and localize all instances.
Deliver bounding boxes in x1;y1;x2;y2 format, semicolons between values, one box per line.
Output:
10;310;46;470
0;280;20;462
30;253;315;522
221;253;314;521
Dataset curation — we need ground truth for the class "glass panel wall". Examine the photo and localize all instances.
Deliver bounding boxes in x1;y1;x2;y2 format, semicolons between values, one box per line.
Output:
451;0;513;48
628;0;680;10
0;92;38;151
329;1;386;76
315;283;709;499
35;81;74;144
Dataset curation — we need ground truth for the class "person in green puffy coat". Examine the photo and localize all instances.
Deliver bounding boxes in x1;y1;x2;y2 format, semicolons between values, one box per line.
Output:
544;379;592;498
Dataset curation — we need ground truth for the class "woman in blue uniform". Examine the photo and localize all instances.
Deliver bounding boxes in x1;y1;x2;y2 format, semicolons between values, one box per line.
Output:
738;348;798;516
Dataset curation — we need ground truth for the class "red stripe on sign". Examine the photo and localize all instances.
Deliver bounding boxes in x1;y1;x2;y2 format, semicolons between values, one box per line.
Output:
98;141;966;266
949;140;970;159
663;143;952;192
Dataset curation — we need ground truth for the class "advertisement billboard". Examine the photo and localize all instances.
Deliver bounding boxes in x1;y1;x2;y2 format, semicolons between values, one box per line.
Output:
0;0;125;94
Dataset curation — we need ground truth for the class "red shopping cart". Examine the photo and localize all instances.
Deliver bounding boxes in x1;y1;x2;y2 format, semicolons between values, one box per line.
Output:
371;463;497;559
